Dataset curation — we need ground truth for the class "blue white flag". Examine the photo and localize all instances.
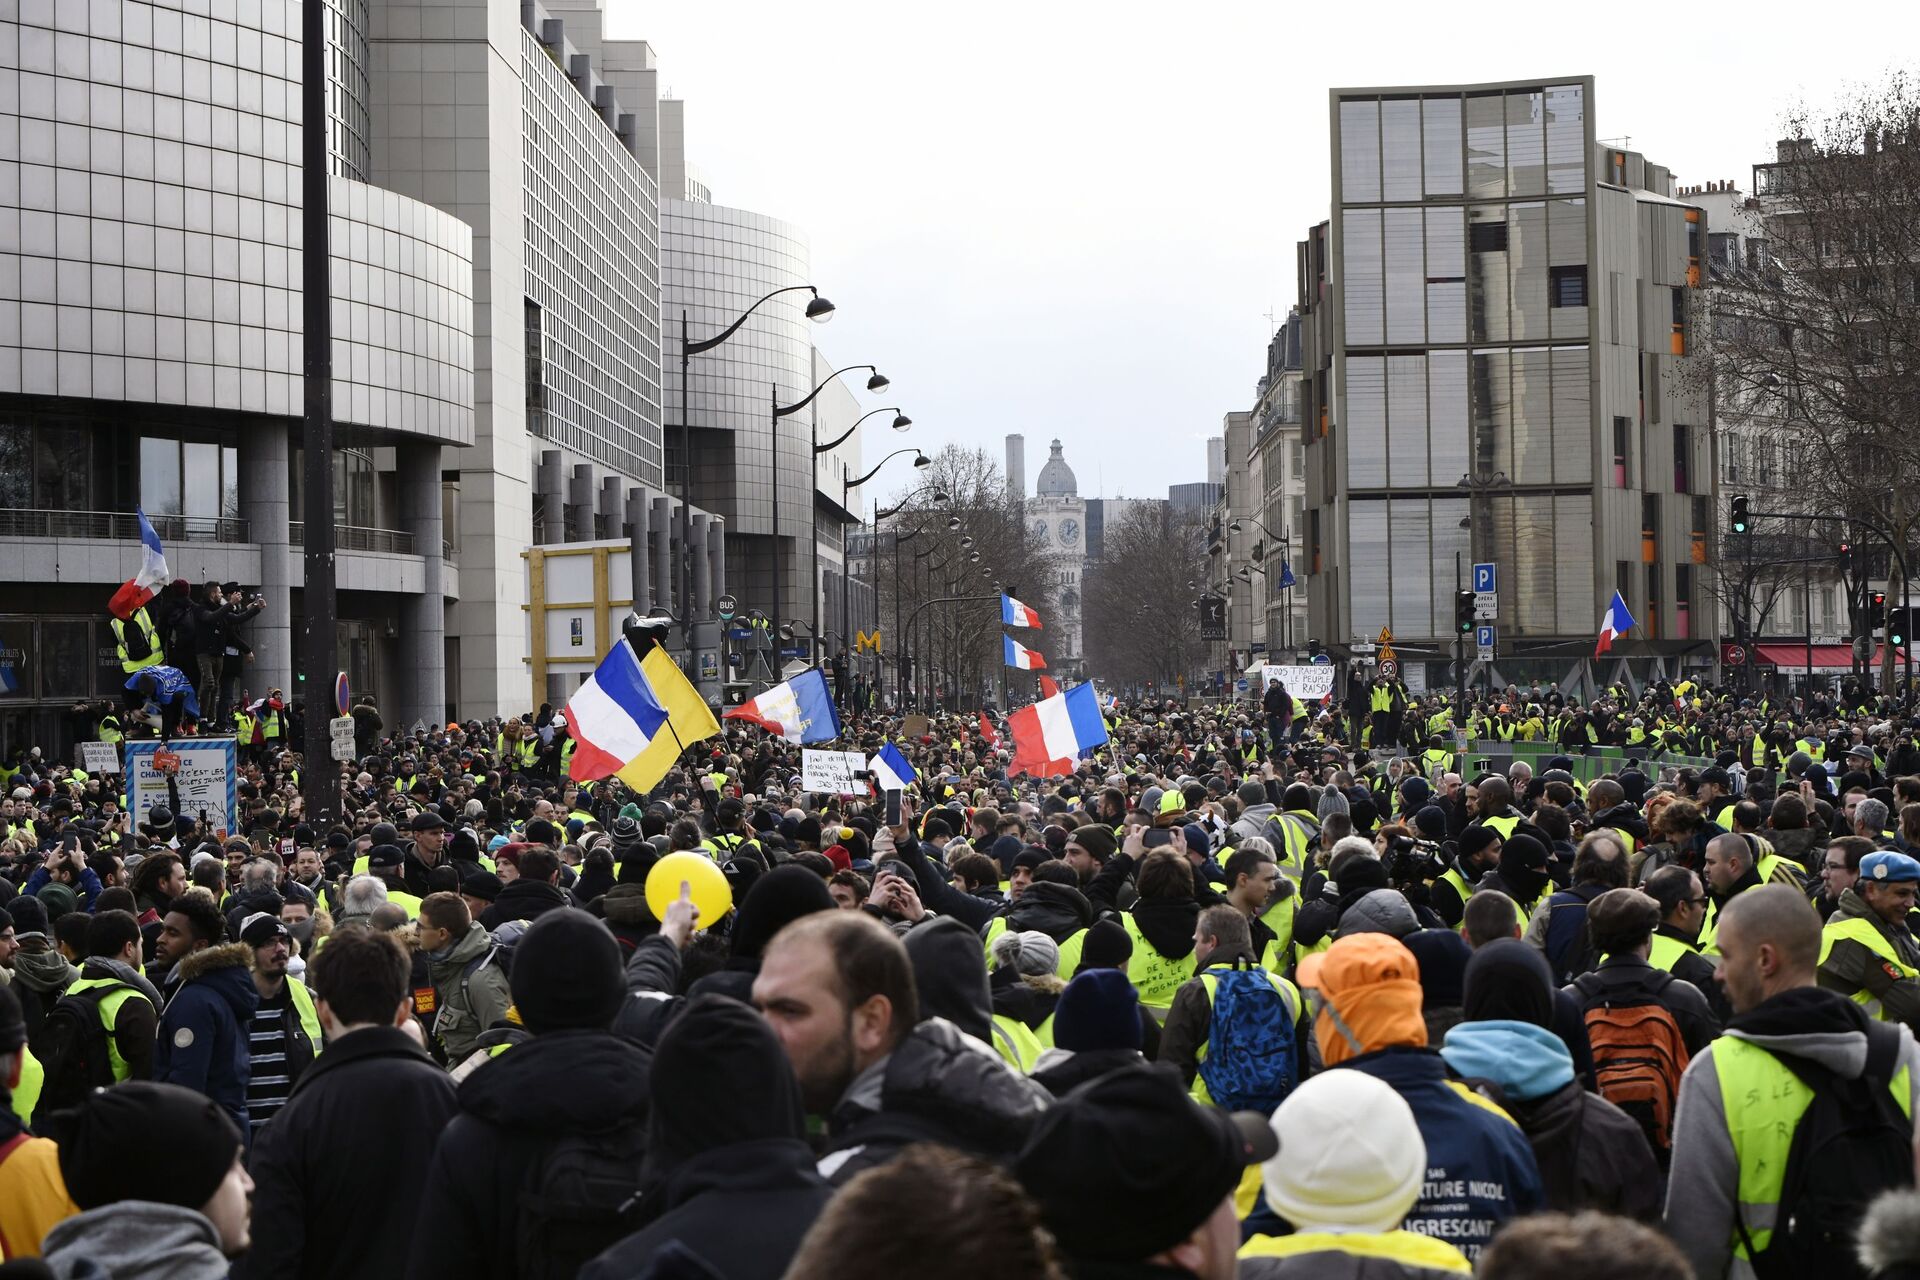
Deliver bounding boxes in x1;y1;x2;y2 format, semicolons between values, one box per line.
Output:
869;742;917;792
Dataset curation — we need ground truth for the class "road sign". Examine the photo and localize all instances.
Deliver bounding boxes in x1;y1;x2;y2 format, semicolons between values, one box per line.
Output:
1378;657;1399;679
1474;598;1497;621
1722;643;1747;666
1351;641;1377;653
334;671;350;717
1476;624;1495;661
1310;652;1331;665
328;715;356;762
1472;562;1497;594
717;594;736;621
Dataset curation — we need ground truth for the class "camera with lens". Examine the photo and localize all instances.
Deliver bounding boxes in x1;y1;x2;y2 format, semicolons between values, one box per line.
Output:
1384;835;1442;888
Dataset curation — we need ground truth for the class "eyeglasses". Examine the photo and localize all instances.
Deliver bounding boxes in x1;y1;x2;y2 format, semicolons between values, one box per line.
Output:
1824;861;1849;871
1687;896;1709;906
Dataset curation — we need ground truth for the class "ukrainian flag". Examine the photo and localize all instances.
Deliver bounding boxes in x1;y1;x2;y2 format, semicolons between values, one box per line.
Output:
565;640;721;792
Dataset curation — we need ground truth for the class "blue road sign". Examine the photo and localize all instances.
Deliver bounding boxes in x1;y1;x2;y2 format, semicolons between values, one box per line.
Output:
1310;652;1332;665
1472;562;1497;594
1475;624;1496;649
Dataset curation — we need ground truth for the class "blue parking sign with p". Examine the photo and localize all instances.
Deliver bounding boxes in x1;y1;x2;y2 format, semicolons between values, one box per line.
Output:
1475;625;1495;648
1472;562;1497;594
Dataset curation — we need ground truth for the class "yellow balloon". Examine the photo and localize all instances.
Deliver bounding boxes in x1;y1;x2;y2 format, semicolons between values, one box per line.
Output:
645;851;733;928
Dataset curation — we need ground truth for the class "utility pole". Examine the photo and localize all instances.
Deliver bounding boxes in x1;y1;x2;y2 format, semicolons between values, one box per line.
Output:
298;0;338;825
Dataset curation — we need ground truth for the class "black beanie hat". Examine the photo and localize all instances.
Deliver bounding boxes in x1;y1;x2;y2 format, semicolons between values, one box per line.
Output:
46;1081;240;1211
1403;927;1473;1009
1462;937;1554;1028
1069;824;1118;861
729;865;835;960
1075;917;1133;973
648;994;805;1170
508;908;626;1033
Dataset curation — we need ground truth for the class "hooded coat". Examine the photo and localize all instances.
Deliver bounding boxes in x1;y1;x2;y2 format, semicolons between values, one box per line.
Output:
10;946;77;1039
426;921;513;1065
408;1029;654;1280
41;1201;230;1280
477;878;569;931
1001;881;1094;944
154;942;258;1136
1440;1019;1661;1220
578;996;832;1280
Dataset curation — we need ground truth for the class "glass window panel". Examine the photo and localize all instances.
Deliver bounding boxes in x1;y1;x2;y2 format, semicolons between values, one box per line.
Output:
1384;208;1425;345
183;440;219;517
1350;499;1390;636
1427;281;1466;344
142;436;181;514
1389;500;1431;635
1465;93;1506;200
1548;199;1590;340
1426;207;1467;342
1342;208;1383;346
1380;98;1422;201
1468;206;1509;342
1346;356;1387;487
36;423;87;510
40;619;91;699
0;619;33;699
1469;350;1511;477
1432;497;1470;636
1511;348;1555;485
1510;203;1551;341
1553;495;1594;633
1513;493;1557;634
0;423;30;508
1506;91;1546;197
221;444;238;519
1339;99;1380;203
1552;348;1592;485
1545;84;1586;195
1429;351;1469;485
1387;354;1429;487
1422;96;1463;196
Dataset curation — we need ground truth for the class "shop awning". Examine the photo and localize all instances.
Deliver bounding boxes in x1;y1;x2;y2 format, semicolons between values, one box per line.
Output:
1753;643;1910;673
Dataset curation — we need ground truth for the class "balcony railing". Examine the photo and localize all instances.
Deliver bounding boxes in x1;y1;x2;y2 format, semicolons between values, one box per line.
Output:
0;509;249;542
288;523;417;555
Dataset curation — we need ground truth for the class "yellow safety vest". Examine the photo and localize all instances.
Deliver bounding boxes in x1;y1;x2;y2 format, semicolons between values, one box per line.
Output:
990;1013;1043;1072
235;711;254;744
1482;814;1521;841
1648;931;1700;974
1715;1034;1911;1262
1273;812;1318;880
1420;749;1454;776
1189;965;1301;1108
1370;686;1393;713
98;715;123;746
111;608;163;674
65;976;155;1082
261;708;283;740
982;918;1087;979
11;1044;42;1124
1818;915;1920;1022
286;977;324;1053
1701;863;1794;957
1258;893;1297;972
1240;1232;1470;1275
1121;914;1199;1017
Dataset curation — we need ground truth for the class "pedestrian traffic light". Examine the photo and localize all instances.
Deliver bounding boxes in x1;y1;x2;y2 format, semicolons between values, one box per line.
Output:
1837;541;1855;573
1455;590;1475;634
1870;590;1888;630
1730;495;1750;535
1892;607;1910;649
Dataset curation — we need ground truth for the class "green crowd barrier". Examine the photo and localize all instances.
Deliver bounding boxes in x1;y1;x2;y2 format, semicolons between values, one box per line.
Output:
1458;740;1715;783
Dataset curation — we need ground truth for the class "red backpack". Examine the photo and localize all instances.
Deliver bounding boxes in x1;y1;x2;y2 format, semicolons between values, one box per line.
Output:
1570;969;1691;1157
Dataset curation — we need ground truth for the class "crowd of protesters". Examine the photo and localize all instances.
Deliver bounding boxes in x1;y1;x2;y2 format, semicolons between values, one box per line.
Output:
1;666;1920;1278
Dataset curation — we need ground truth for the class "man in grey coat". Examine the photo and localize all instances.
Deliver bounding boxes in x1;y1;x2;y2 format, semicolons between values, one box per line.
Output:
416;891;512;1066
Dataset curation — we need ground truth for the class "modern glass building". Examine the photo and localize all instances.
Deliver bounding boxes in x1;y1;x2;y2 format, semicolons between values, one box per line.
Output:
1302;77;1711;687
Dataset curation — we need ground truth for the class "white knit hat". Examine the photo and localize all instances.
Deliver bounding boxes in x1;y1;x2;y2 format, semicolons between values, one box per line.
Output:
1262;1069;1425;1234
991;929;1060;978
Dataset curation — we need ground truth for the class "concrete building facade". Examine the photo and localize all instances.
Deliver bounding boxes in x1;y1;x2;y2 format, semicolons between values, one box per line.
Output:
1302;77;1711;688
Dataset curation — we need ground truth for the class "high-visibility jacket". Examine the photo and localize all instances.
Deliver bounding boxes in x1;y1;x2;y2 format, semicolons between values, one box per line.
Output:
11;1044;42;1125
286;977;324;1053
1370;685;1394;713
97;714;123;746
1188;963;1302;1108
234;711;255;745
1419;748;1454;776
1819;915;1920;1022
1272;811;1319;881
260;707;284;740
982;917;1087;979
1714;1033;1912;1264
1121;914;1199;1017
1239;1231;1470;1275
64;976;155;1082
990;1014;1043;1072
1481;813;1521;841
1648;930;1702;974
111;607;163;674
559;738;577;777
1701;870;1790;958
1258;893;1297;972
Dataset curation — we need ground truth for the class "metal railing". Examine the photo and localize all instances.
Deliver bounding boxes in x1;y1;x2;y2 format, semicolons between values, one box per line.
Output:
0;509;249;542
443;540;457;562
288;522;417;555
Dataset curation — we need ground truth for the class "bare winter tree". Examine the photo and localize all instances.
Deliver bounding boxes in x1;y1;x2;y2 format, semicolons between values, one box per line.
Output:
1711;72;1920;690
1082;504;1211;690
875;445;1047;708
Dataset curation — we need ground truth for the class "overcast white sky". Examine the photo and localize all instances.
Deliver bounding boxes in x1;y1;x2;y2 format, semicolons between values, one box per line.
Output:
606;0;1911;501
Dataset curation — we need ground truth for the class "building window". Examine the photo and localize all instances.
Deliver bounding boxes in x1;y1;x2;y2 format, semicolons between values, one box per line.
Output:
1612;416;1629;487
1616;561;1633;617
1469;221;1508;253
1673;423;1691;494
1548;265;1588;307
1670;286;1688;356
1709;232;1737;270
1646;562;1662;640
1746;237;1770;271
1642;493;1659;564
1676;564;1692;640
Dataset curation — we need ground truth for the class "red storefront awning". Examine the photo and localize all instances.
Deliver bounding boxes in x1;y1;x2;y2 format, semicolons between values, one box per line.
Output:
1753;643;1910;671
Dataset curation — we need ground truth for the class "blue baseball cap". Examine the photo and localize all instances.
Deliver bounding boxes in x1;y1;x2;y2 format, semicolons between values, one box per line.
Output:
1860;851;1920;885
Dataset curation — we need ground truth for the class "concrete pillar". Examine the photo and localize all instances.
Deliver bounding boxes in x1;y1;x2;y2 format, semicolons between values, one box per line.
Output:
395;441;445;727
567;463;593;543
650;496;672;619
626;486;650;612
536;450;564;544
238;421;293;693
707;517;726;605
599;476;622;540
691;514;712;617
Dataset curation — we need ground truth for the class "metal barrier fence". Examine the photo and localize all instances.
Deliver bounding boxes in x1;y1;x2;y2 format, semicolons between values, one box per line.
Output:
1459;739;1715;782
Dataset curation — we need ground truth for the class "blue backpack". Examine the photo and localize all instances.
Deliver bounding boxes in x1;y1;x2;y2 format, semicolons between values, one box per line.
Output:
1196;965;1298;1115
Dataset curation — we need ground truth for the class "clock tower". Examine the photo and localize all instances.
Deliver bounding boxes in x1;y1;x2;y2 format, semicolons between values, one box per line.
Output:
1027;439;1085;674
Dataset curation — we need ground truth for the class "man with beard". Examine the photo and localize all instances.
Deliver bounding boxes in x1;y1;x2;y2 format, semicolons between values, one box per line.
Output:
1431;823;1502;929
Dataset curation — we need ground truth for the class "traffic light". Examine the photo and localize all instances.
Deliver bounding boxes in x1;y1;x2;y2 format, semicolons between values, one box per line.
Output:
1838;541;1854;573
1307;638;1324;659
1455;590;1476;634
1892;608;1910;649
1870;590;1888;630
1730;495;1750;535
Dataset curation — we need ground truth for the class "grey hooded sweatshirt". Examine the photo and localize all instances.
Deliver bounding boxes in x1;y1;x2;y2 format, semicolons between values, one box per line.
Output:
42;1201;231;1280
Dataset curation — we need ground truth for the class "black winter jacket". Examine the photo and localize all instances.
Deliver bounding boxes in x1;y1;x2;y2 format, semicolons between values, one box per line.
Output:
477;878;570;930
239;1027;458;1280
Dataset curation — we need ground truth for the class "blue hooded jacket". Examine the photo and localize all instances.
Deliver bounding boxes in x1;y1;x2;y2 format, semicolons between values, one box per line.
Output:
155;941;259;1138
1438;1020;1573;1101
1338;1047;1545;1262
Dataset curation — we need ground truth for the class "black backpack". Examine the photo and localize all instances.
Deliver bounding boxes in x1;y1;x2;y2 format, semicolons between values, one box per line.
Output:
30;985;125;1124
1734;1020;1914;1280
514;1122;650;1279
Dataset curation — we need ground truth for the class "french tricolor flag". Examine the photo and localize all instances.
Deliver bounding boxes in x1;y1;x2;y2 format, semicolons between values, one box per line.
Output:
1001;593;1043;629
1594;590;1636;657
1008;682;1110;778
1004;636;1047;670
108;509;170;621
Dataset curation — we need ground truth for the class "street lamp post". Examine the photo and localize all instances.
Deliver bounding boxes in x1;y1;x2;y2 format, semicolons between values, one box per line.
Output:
1230;516;1295;654
681;285;834;689
841;447;930;666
